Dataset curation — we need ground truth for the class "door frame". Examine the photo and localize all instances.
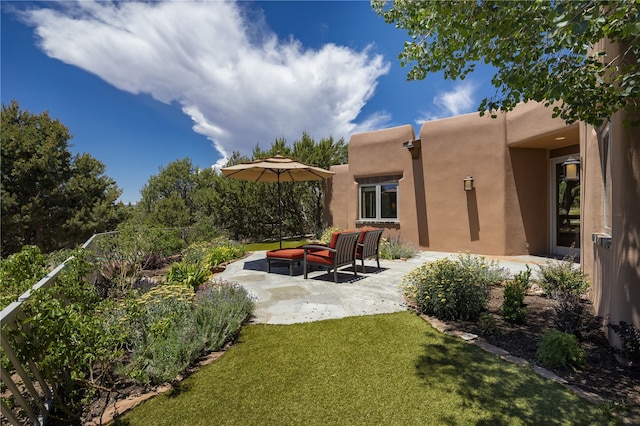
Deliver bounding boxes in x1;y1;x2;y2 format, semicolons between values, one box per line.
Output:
550;155;581;257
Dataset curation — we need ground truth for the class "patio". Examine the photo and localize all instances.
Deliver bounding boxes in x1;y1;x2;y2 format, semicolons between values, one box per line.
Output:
217;250;546;325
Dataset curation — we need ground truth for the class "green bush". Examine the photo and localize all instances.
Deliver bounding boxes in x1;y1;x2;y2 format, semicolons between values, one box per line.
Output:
0;245;47;309
502;281;527;324
537;256;592;338
319;227;340;244
166;261;211;292
121;285;197;384
536;255;589;297
502;266;531;324
121;281;254;384
537;329;585;369
5;250;127;422
478;312;499;336
206;244;245;268
379;236;419;260
181;241;211;265
194;279;255;352
402;253;508;321
93;225;184;297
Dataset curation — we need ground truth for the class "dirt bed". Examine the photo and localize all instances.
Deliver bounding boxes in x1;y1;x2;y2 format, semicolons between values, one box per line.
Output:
444;285;640;420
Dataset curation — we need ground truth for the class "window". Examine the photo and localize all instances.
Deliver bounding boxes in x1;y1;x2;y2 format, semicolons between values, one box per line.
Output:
601;123;612;234
358;176;399;221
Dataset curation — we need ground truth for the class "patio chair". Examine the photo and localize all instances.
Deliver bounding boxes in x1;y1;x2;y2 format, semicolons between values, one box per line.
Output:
303;231;361;283
355;228;384;272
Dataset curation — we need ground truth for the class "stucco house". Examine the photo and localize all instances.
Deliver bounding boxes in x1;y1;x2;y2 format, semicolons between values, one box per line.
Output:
325;97;639;343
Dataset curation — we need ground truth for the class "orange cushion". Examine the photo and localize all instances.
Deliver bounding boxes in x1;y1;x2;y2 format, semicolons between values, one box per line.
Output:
267;248;305;260
306;250;333;265
358;227;378;243
329;232;340;248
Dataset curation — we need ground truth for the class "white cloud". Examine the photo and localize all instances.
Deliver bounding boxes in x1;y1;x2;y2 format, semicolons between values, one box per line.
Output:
416;81;478;122
21;1;390;163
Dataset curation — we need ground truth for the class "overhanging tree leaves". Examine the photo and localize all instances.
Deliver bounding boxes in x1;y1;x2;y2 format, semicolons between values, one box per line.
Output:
1;100;124;256
372;0;640;126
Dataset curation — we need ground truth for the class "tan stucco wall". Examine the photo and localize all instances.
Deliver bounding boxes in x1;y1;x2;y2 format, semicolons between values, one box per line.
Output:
580;38;640;335
327;102;575;256
323;164;351;230
583;113;640;333
418;112;516;254
506;101;577;146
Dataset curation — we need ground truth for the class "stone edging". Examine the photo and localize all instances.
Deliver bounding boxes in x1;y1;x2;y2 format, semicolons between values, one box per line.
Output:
85;351;226;425
417;313;607;405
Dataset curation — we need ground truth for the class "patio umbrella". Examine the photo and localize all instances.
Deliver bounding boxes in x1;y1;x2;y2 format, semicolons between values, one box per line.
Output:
220;155;335;248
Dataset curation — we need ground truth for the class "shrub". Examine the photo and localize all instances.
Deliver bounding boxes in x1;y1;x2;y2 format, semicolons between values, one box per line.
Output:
502;265;531;324
379;236;419;260
478;312;499;336
456;252;509;285
502;281;527;324
92;225;184;298
205;244;245;269
513;265;532;289
122;285;197;384
537;255;592;338
194;279;255;352
0;245;47;309
402;253;508;321
609;321;640;364
536;254;589;297
121;281;253;384
537;329;585;369
4;250;127;422
166;261;211;292
320;227;340;244
181;241;211;265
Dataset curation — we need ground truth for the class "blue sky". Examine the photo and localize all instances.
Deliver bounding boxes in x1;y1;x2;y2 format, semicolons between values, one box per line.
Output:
2;1;495;204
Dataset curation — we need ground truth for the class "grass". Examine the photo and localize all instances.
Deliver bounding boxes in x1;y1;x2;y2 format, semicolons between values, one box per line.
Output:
118;312;608;425
245;238;310;251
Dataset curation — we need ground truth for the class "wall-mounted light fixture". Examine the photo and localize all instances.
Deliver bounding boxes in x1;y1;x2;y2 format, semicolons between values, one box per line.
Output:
402;139;421;159
561;156;580;181
463;176;474;191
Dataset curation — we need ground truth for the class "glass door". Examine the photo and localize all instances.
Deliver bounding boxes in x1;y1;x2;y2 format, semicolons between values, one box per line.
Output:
551;157;581;256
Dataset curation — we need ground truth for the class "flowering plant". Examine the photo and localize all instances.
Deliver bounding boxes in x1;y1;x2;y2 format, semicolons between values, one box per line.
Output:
402;253;507;320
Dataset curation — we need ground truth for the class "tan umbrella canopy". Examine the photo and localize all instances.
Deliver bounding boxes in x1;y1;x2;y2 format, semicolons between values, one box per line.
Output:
220;155;335;248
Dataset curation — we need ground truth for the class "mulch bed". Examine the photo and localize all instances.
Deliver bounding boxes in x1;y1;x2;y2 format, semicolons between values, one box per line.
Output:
440;285;640;421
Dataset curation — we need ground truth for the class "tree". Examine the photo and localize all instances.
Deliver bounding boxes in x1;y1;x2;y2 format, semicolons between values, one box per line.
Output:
1;101;124;256
247;133;348;239
372;0;640;126
138;158;198;231
132;134;347;244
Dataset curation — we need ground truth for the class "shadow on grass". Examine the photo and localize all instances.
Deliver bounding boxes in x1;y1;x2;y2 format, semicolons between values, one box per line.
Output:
414;334;606;424
165;381;193;399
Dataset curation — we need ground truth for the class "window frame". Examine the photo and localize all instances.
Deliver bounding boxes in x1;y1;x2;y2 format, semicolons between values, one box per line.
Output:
357;176;400;223
600;122;612;234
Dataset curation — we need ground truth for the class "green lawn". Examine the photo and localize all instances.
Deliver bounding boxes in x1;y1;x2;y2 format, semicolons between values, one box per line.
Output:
118;312;608;425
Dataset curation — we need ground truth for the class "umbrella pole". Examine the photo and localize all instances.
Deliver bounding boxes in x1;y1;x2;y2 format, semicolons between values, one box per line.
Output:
278;179;282;249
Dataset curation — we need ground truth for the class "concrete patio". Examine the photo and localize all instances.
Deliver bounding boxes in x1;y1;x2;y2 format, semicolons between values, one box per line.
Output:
217;250;549;325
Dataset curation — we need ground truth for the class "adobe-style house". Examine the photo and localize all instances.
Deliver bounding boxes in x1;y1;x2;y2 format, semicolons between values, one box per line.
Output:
325;99;639;342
